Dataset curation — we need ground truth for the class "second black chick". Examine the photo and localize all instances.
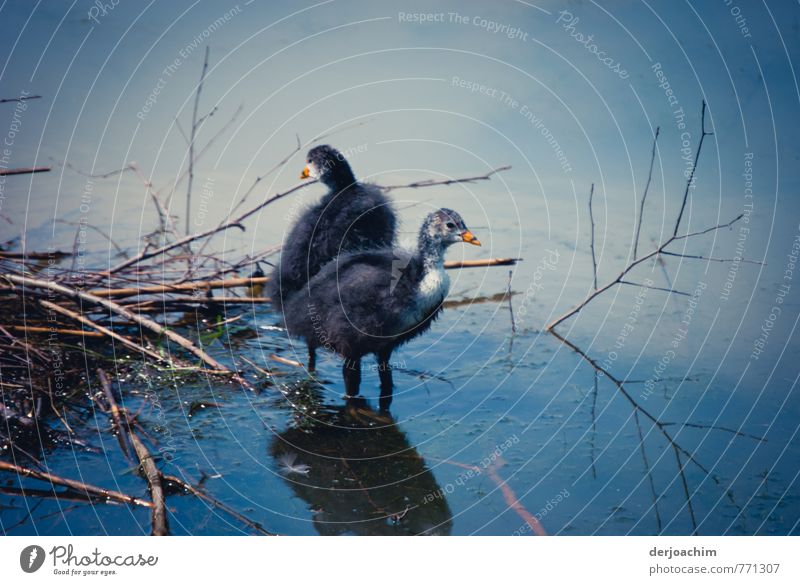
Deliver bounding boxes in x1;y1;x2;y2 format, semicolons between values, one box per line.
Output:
269;145;395;308
284;209;481;407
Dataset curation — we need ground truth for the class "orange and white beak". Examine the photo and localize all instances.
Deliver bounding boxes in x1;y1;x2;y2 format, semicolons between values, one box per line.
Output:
461;230;481;246
300;165;312;180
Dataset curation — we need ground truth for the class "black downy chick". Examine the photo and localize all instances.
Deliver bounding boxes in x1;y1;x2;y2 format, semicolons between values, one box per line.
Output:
269;145;396;308
284;209;480;407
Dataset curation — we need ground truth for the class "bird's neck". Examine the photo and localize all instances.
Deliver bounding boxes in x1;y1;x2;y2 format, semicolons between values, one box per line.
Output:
417;234;447;271
322;167;356;193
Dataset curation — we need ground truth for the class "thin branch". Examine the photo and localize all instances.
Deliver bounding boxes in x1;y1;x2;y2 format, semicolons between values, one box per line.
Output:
89;275;268;298
618;280;691;296
0;166;50;176
588;183;598;290
674;101;712;237
382;165;511;192
186;46;211;236
633;127;660;260
444;257;521;270
0;95;42;104
672;214;744;241
105;180;313;275
659;250;764;265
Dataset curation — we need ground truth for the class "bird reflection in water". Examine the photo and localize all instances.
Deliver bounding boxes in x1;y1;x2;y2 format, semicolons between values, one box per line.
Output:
269;397;452;535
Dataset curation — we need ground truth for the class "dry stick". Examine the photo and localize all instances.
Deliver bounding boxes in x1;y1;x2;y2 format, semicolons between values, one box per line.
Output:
382;165;511;192
98;369;169;536
0;460;153;508
124;297;270;309
588;183;598;290
96;368;132;458
633;127;660;260
39;300;183;367
186;46;211;237
6;275;229;375
445;257;520;269
674;101;712;237
0;95;42;103
269;353;303;368
130;431;169;535
659;250;764;265
3;324;104;338
89;275;269;299
161;474;275;535
0;167;50;176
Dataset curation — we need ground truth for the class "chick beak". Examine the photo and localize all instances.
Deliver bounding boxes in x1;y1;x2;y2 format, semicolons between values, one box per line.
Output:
300;165;311;180
461;230;481;246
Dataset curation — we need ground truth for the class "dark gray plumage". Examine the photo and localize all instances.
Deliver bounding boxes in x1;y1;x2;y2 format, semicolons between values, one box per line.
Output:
269;145;395;308
284;209;480;406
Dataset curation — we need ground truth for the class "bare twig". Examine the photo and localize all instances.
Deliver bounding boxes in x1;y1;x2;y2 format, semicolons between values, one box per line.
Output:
658;250;764;265
382;165;511;192
89;275;269;299
674;101;712;237
269;353;303;368
186;46;211;236
0;95;42;104
0;167;50;176
633;127;660;260
444;257;521;270
618;280;691;296
588;183;598;290
2;324;104;338
105;180;313;275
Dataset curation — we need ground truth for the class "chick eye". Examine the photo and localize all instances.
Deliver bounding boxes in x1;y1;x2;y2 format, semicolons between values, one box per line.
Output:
446;222;456;229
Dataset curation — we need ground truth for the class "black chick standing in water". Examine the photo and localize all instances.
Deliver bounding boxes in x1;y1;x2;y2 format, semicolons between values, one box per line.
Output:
284;209;481;407
269;145;395;308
